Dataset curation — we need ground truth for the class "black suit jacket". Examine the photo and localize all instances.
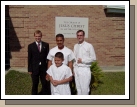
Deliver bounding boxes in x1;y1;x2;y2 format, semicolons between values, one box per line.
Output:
28;41;49;75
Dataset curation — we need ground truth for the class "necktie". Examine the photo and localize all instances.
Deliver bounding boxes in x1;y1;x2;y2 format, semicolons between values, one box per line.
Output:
37;43;40;52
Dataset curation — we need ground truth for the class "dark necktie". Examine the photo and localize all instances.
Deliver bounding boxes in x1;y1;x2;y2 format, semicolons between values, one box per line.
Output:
37;43;40;52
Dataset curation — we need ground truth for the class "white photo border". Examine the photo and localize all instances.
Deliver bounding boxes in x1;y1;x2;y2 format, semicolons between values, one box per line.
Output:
1;1;129;100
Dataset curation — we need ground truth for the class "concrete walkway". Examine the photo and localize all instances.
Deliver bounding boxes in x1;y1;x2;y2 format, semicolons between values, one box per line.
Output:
5;66;125;75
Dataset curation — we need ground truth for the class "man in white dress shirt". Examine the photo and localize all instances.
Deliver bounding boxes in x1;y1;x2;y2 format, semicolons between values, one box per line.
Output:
47;33;75;69
73;30;96;95
46;33;76;94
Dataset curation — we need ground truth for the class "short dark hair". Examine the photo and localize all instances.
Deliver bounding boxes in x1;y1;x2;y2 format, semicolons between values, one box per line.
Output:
55;52;64;59
56;34;64;40
76;30;85;36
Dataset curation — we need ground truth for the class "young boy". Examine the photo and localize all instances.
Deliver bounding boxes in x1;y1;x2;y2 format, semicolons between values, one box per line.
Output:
46;52;73;95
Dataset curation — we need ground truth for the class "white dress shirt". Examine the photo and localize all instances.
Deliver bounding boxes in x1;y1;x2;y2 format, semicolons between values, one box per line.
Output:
73;41;96;67
36;41;42;52
36;41;42;65
47;64;72;95
47;46;75;65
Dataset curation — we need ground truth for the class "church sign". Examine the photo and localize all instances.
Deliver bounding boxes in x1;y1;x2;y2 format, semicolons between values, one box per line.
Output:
55;17;88;38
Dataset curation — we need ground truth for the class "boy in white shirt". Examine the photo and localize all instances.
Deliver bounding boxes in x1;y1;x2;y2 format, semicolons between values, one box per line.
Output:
47;52;72;95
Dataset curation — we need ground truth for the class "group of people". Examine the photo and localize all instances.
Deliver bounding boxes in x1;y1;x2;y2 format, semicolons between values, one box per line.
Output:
28;29;96;95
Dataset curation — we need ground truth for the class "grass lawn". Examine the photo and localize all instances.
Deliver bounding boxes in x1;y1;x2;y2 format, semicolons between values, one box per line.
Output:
5;70;125;95
91;72;125;95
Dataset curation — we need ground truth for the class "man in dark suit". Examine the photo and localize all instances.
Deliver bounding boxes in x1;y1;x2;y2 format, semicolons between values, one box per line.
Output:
28;30;51;95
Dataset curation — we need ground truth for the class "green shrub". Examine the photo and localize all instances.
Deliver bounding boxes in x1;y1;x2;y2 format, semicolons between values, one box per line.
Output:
90;61;104;90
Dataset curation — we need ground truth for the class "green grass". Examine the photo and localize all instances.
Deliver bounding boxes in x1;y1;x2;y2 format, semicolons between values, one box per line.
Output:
5;70;42;95
5;70;125;95
91;72;125;95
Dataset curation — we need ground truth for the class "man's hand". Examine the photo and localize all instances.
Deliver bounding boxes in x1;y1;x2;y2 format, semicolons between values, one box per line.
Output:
45;74;50;81
72;71;75;76
28;72;32;75
77;58;82;63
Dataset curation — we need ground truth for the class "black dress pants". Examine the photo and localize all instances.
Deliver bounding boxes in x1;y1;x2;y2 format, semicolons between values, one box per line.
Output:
31;65;51;95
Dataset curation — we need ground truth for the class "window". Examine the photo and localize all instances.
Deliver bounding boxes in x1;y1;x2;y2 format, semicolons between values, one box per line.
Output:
104;5;125;14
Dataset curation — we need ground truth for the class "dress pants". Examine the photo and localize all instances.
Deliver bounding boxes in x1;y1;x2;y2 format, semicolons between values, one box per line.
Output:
31;65;51;95
74;66;91;95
